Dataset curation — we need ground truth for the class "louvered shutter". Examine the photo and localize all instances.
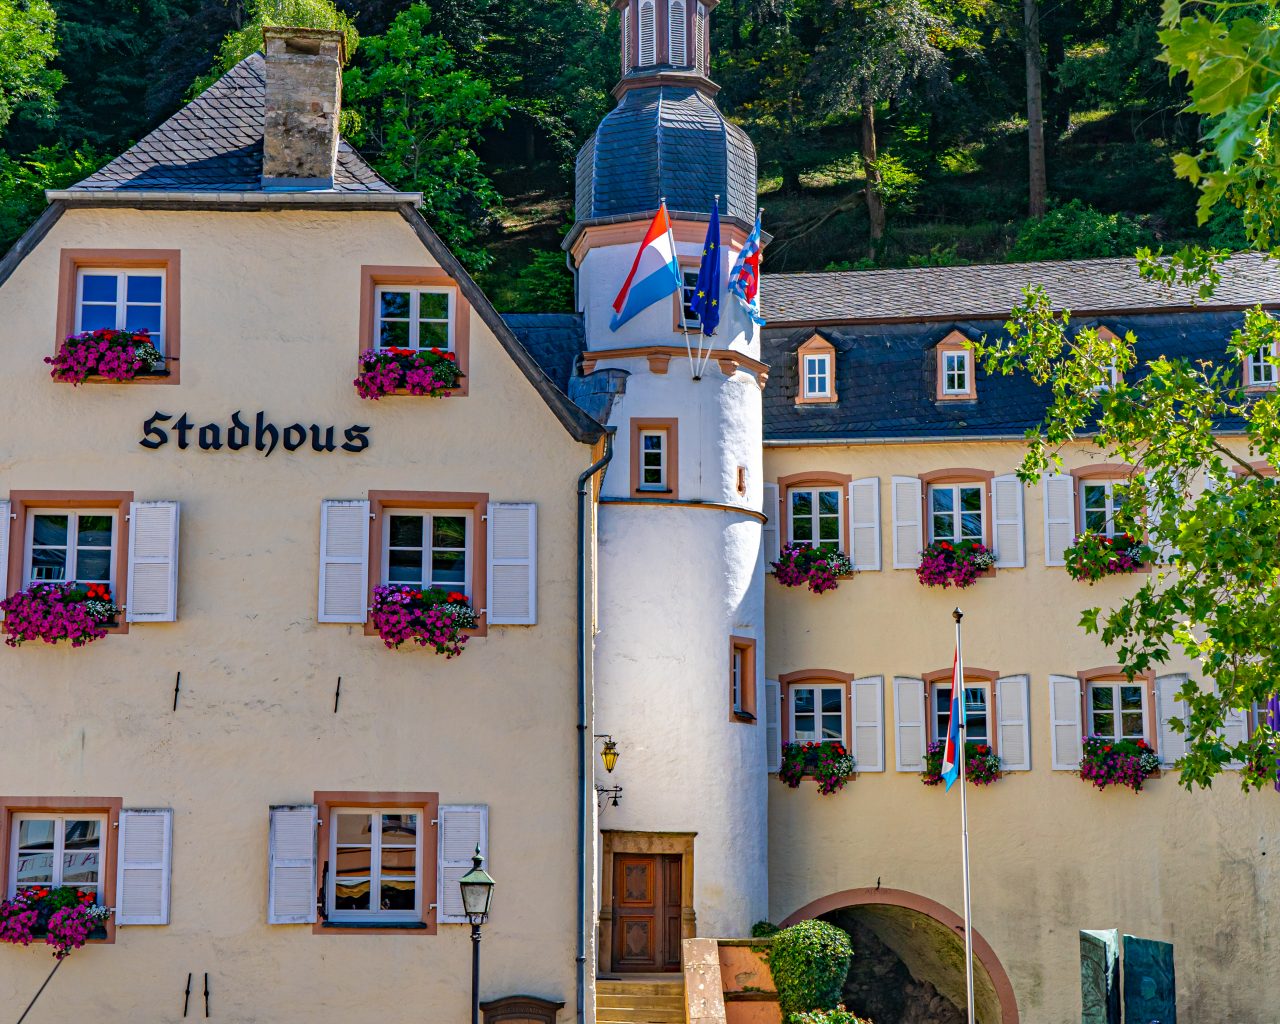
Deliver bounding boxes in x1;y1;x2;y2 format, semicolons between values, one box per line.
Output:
1050;675;1084;770
891;477;923;569
437;805;489;924
487;502;537;625
763;483;780;568
1146;470;1178;564
1156;674;1189;768
991;475;1025;568
638;0;656;65
318;500;370;623
668;1;686;64
893;677;927;771
126;501;180;622
1218;684;1249;768
765;679;782;773
116;808;172;925
268;805;317;924
850;676;884;772
0;499;10;620
848;478;881;571
1042;474;1075;566
995;675;1031;771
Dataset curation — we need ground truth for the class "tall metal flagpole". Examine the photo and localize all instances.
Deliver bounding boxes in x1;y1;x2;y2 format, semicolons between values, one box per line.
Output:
953;607;976;1024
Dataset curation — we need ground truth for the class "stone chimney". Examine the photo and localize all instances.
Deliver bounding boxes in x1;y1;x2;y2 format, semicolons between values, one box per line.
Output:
261;27;346;189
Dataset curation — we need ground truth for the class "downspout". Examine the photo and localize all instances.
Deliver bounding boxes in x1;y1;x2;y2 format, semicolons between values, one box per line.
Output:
577;430;613;1024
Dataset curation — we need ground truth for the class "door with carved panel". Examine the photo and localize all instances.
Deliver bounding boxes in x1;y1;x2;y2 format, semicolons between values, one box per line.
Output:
611;853;682;972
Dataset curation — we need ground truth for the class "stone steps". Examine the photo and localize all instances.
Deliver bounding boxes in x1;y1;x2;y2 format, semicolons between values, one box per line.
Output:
597;979;685;1024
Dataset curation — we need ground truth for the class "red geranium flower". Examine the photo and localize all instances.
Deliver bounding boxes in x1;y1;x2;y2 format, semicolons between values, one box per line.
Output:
447;592;468;604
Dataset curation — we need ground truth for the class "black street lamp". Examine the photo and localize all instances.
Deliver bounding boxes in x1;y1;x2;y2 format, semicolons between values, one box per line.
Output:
459;845;496;1024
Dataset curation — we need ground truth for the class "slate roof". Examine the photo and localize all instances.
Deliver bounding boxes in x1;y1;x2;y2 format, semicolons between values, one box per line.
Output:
761;311;1252;442
761;254;1280;325
68;53;396;194
576;85;757;223
502;314;584;393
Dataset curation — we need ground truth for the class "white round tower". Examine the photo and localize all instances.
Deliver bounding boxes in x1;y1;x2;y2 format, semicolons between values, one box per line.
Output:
568;0;768;968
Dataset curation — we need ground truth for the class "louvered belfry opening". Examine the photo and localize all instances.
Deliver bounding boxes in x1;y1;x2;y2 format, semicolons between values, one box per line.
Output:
261;26;346;189
620;0;710;76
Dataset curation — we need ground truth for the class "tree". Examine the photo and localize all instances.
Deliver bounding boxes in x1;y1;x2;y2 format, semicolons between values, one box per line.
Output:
0;0;61;140
1023;0;1046;217
343;4;507;269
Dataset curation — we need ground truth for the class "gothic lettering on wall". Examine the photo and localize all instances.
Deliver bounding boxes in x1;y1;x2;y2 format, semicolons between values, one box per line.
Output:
140;411;371;454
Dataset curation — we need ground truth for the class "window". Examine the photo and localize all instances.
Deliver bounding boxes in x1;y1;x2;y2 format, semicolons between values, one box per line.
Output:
730;636;757;722
1248;345;1277;387
789;487;842;550
1081;480;1127;538
328;808;423;923
790;683;845;742
638;431;668;490
803;354;831;399
679;267;701;329
383;511;471;595
1089;681;1146;742
668;0;687;64
24;509;118;590
8;813;107;902
932;683;990;746
929;484;984;544
942;351;969;395
638;0;656;65
375;287;453;352
77;269;165;354
630;420;678;497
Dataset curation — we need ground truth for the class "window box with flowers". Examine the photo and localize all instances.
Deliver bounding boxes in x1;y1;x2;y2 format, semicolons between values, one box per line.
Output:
921;740;1001;786
1064;532;1154;583
354;347;463;400
0;886;112;959
777;741;856;795
369;584;477;657
772;544;855;594
1079;736;1160;792
46;329;165;384
916;540;995;589
1;583;119;648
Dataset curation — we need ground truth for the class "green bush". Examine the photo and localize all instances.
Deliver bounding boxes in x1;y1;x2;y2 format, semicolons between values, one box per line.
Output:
789;1007;874;1024
768;919;853;1015
1008;199;1153;262
751;919;781;937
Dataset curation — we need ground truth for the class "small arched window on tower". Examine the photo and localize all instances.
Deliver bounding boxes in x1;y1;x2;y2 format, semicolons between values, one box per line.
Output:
638;0;657;67
695;2;707;75
622;5;631;74
668;0;687;66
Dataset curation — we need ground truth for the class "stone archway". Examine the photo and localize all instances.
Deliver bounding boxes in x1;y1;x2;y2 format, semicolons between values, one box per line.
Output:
780;888;1019;1024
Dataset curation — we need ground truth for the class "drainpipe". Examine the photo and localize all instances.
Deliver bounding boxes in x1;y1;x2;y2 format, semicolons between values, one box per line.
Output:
576;431;613;1024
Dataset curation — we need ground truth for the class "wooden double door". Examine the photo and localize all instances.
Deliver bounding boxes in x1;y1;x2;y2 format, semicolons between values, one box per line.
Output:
611;853;683;973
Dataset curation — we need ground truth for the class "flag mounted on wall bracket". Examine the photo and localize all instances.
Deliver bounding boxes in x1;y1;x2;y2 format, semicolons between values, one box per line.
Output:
610;200;682;331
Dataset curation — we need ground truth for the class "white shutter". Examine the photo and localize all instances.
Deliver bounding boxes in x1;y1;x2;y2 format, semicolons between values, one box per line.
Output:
268;805;317;924
638;0;656;65
995;675;1031;771
437;805;488;924
991;475;1025;568
848;478;881;571
1146;470;1178;564
487;502;537;625
1050;675;1084;770
1042;474;1075;566
1156;673;1189;768
125;501;180;622
893;677;927;771
318;500;370;623
765;679;782;773
116;808;172;925
668;0;686;64
0;499;10;621
850;676;884;772
763;483;780;568
1218;683;1248;768
891;476;923;569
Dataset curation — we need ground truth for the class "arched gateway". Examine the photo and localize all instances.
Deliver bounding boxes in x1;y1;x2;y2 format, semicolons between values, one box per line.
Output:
781;888;1019;1024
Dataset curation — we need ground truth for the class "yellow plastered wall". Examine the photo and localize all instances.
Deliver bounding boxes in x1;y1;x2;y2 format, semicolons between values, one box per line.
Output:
764;440;1280;1024
0;207;593;1021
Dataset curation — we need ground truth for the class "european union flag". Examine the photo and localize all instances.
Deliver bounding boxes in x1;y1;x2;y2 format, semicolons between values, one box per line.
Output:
690;198;721;336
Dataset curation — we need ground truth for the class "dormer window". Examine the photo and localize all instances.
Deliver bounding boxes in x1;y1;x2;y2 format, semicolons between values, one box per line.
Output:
804;355;831;398
796;336;837;405
668;0;687;65
1248;344;1277;388
935;331;976;400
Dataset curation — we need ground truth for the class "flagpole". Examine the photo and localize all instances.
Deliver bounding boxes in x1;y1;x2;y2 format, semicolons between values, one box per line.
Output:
954;607;976;1024
660;197;699;380
693;195;720;380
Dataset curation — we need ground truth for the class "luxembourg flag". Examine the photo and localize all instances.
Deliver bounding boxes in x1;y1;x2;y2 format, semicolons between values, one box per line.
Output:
610;201;682;331
940;646;965;792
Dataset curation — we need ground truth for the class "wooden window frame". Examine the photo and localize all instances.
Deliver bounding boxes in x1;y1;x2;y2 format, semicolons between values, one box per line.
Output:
630;419;679;498
0;797;122;944
796;336;837;405
5;491;133;634
779;669;854;745
1078;667;1158;754
314;791;439;936
729;636;757;724
935;331;976;401
778;471;851;551
359;266;471;396
1245;340;1279;391
1068;464;1151;572
922;666;999;753
367;491;488;637
919;468;994;551
56;249;181;384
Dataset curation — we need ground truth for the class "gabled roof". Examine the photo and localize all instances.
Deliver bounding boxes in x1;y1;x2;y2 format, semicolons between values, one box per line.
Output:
67;54;397;195
761;254;1280;326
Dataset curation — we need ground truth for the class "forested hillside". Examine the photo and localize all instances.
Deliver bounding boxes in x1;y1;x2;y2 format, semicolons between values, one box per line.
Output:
0;0;1237;312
